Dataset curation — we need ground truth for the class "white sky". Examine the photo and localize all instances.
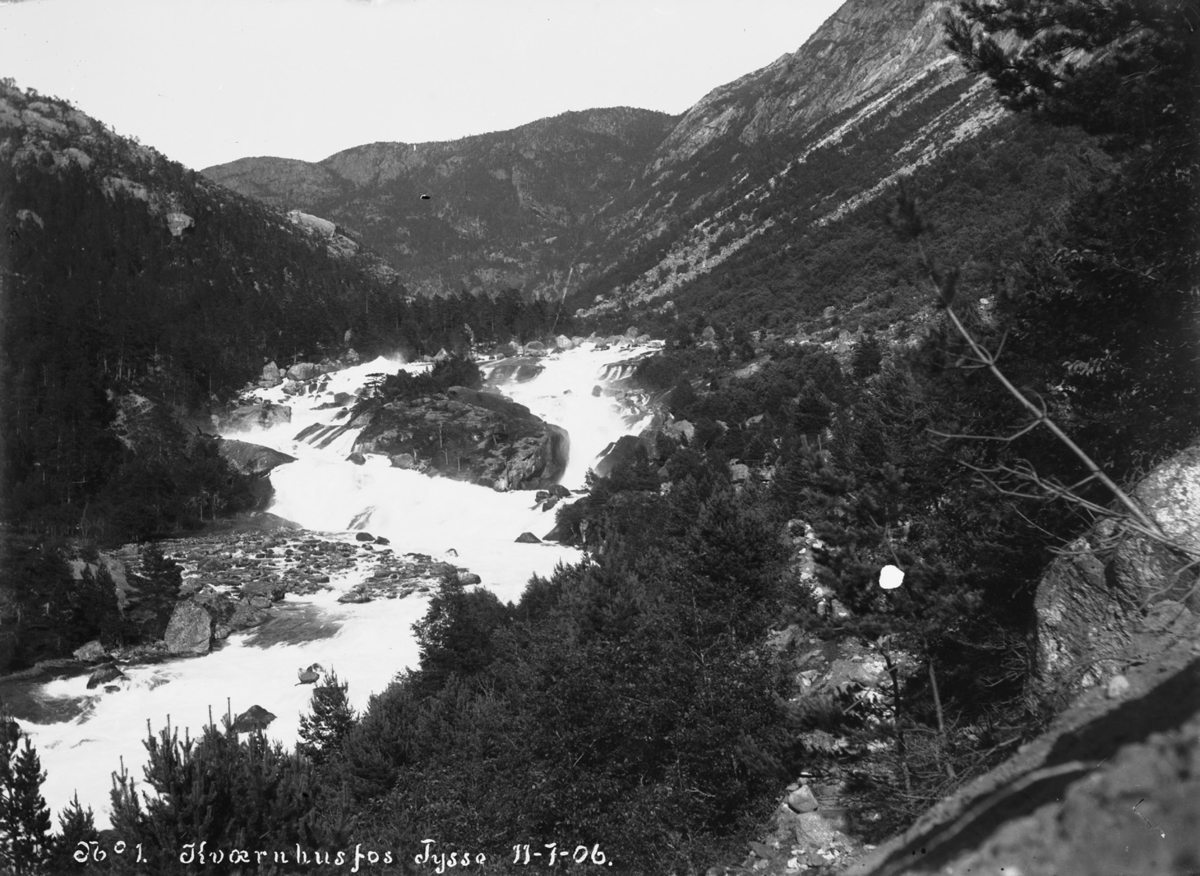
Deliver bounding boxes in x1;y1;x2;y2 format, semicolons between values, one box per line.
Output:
0;0;844;170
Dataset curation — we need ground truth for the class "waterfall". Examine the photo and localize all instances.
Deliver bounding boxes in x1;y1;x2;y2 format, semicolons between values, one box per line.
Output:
12;341;657;828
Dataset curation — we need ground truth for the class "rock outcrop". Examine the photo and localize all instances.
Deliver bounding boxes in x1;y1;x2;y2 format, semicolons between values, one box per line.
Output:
847;636;1200;876
220;402;292;432
165;212;194;237
352;386;568;491
216;439;296;476
843;443;1200;876
214;439;295;510
1033;442;1200;705
594;434;644;478
73;640;107;662
163;602;214;655
86;663;126;689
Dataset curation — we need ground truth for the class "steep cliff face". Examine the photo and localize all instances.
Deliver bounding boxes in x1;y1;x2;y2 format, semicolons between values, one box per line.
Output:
651;0;959;169
573;0;1006;320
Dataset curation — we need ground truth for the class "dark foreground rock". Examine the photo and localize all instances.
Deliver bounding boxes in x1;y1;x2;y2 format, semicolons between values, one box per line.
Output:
844;443;1200;876
847;624;1200;876
351;385;568;491
86;663;125;689
230;705;277;734
216;439;296;508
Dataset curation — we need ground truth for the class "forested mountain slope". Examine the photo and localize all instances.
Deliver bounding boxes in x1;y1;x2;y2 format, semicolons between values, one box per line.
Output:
0;82;563;543
204;108;680;299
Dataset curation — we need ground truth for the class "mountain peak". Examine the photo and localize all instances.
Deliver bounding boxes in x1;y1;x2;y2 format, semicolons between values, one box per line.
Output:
654;0;957;168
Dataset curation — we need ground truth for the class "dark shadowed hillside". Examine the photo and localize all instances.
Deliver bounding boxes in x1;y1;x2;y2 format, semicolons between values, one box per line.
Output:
0;82;565;544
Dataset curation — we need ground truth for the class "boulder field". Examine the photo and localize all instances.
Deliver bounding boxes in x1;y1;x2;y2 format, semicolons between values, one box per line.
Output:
51;520;485;679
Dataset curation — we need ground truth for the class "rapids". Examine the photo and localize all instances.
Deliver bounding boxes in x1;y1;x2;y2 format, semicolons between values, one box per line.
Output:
12;341;657;828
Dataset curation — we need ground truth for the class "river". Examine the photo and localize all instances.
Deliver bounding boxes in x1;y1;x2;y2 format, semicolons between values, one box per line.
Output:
13;341;656;829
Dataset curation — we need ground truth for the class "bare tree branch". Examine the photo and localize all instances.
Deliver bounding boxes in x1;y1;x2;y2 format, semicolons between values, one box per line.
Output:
895;190;1184;550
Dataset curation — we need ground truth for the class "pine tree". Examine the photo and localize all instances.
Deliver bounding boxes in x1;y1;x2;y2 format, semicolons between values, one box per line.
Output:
48;794;99;874
412;577;510;696
0;718;52;876
109;715;326;874
298;670;357;766
851;332;883;379
794;379;834;437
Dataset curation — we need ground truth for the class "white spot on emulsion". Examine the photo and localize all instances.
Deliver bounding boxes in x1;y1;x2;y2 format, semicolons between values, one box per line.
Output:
879;565;904;590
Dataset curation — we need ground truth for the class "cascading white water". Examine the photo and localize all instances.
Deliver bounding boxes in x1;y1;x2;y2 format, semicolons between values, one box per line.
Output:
14;341;656;829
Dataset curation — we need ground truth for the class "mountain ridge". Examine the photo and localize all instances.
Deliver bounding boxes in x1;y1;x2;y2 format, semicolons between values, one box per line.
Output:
205;106;680;298
203;0;1016;326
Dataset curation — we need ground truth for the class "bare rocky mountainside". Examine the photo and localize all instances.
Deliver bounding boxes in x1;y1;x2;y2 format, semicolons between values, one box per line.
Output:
204;0;1028;329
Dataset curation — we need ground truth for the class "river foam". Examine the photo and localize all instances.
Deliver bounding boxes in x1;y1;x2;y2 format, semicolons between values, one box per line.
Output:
15;341;655;828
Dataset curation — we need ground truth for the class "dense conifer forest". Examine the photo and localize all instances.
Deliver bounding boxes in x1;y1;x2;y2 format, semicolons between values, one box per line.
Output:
0;133;565;543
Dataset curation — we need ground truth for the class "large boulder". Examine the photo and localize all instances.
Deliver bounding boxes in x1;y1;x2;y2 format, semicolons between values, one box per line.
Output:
352;386;569;491
847;639;1200;876
286;210;336;237
216;439;296;476
594;434;644;478
73;640;106;662
230;705;277;734
259;361;283;388
86;663;126;689
1033;442;1200;705
285;362;324;381
163;602;213;655
663;419;695;444
222;403;292;432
